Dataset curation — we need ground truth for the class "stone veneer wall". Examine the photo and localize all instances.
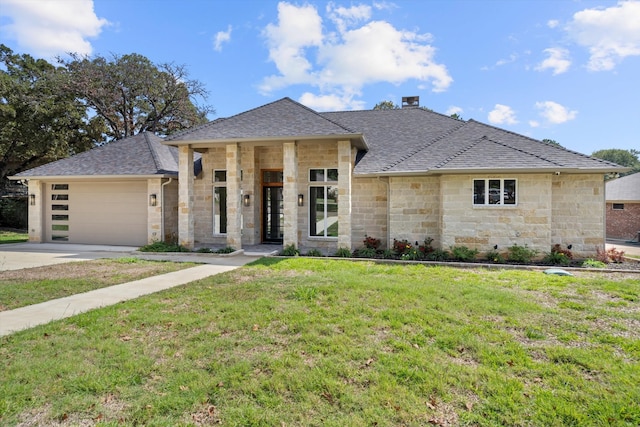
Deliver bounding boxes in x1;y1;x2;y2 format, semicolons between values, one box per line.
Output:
606;202;640;240
194;147;224;245
351;177;388;249
388;176;441;248
163;179;179;242
440;174;552;254
551;174;606;257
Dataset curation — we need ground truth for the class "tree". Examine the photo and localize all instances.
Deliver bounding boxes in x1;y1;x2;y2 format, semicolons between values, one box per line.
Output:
373;100;400;110
450;113;463;120
542;138;562;147
591;148;640;177
0;44;101;190
59;53;212;141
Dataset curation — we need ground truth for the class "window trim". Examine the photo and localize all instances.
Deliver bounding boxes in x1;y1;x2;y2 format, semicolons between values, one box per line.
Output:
213;169;227;235
308;168;339;239
473;178;518;206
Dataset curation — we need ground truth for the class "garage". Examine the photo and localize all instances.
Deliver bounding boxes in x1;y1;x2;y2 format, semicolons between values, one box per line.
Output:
45;181;148;246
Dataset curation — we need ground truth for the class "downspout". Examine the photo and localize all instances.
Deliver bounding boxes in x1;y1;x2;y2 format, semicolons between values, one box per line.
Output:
377;176;390;249
161;178;173;242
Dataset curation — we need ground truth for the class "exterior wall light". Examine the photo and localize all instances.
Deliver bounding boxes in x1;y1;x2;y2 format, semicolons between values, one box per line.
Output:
150;194;157;207
30;194;36;206
298;194;304;207
243;194;251;207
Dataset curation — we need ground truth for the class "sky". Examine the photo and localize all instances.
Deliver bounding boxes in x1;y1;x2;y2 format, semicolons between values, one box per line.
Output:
1;0;639;156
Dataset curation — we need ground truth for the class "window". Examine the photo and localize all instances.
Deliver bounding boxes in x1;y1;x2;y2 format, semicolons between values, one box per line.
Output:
51;184;68;190
473;179;516;205
612;203;624;210
213;170;227;234
309;169;339;237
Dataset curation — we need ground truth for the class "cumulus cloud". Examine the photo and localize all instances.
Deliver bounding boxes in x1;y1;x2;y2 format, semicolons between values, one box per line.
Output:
298;92;366;111
260;1;452;108
488;104;518;125
213;25;232;52
547;19;560;28
446;106;463;116
0;0;108;57
566;0;640;71
535;101;577;124
536;47;571;75
529;120;540;128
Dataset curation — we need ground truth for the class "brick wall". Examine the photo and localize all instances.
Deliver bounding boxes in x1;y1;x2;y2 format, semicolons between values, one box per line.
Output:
606;202;640;240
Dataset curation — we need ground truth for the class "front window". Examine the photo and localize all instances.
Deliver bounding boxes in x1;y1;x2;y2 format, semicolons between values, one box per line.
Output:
213;170;227;234
309;168;338;237
473;179;516;205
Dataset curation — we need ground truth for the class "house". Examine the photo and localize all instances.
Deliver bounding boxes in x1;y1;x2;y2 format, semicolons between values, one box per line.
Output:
12;97;626;257
605;172;640;241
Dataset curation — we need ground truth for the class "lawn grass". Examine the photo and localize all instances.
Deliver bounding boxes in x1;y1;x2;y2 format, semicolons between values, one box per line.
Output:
0;229;28;244
0;258;196;311
0;258;638;426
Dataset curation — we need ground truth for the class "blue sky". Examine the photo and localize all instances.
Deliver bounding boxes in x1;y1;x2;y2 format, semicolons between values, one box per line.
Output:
1;0;639;155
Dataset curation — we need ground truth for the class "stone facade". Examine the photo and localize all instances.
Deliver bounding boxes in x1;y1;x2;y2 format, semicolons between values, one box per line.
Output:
606;202;640;240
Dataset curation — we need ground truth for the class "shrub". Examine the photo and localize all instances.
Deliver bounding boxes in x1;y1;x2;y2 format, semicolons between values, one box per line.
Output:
485;250;505;264
381;248;395;259
595;246;626;263
551;244;573;259
306;248;323;257
543;251;571;266
215;247;236;254
196;247;213;253
392;239;412;256
0;198;27;229
582;259;606;268
427;249;450;261
355;247;377;258
401;247;422;261
363;235;381;250
281;244;299;256
139;241;190;252
507;244;537;264
335;247;352;257
419;237;435;256
450;246;479;262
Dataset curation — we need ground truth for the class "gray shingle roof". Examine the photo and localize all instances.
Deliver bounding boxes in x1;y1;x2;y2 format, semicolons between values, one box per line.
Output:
606;172;640;201
13;132;185;178
166;97;359;142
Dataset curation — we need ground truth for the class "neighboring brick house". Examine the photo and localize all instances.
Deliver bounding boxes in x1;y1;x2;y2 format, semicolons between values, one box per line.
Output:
606;172;640;241
12;97;626;258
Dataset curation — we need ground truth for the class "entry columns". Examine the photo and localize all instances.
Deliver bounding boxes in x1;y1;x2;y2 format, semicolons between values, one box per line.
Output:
283;142;299;249
338;140;352;250
178;145;194;249
226;143;242;249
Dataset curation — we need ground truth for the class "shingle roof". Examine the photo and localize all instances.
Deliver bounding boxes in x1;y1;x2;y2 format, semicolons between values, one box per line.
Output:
166;97;360;142
606;172;640;201
13;132;188;178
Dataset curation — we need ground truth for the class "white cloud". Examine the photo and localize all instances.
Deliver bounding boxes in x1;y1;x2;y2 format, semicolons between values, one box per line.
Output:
529;120;540;128
495;53;518;67
0;0;108;57
446;106;463;116
260;2;452;107
535;101;577;124
547;19;560;28
488;104;518;125
566;0;640;71
213;25;232;52
536;47;571;75
298;92;366;111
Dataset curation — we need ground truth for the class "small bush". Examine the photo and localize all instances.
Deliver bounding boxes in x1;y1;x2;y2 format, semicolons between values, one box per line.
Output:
607;247;626;263
306;248;323;257
355;247;377;258
507;244;537;263
381;248;395;259
551;244;573;259
427;249;450;261
363;235;381;250
582;259;606;268
392;239;412;256
543;251;571;266
139;241;190;252
281;244;300;256
419;237;435;256
215;247;236;254
401;247;422;261
335;247;352;257
196;247;213;253
450;246;479;262
485;250;505;264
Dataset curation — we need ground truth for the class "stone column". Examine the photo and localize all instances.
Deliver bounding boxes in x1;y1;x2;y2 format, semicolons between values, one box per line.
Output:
226;143;242;248
241;145;257;244
147;178;163;243
28;179;43;242
283;142;298;248
337;140;352;250
178;145;195;249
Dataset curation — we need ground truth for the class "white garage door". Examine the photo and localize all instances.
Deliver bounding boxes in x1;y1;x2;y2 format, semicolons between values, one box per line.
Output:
45;181;148;246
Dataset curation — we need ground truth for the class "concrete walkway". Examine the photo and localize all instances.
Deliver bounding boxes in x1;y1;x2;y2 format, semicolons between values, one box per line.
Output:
0;243;261;337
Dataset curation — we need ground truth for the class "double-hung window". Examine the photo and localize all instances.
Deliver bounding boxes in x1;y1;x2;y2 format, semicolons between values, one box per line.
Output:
213;170;227;234
473;179;516;205
309;168;338;237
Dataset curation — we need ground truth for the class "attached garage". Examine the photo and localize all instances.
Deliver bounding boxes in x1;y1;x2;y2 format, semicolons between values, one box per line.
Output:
44;181;148;246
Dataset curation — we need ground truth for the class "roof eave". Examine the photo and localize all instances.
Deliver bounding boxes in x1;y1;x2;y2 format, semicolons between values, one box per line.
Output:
8;173;178;181
163;133;368;151
354;166;629;177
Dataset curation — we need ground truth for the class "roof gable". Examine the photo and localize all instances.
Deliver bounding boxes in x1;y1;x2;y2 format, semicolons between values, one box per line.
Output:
166;97;358;142
606;172;640;201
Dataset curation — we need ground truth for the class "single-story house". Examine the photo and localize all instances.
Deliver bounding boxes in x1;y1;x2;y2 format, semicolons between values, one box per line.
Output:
12;97;627;257
605;172;640;241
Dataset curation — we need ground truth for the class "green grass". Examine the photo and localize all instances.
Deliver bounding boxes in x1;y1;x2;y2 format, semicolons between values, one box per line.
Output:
0;229;28;244
1;258;638;426
0;258;196;311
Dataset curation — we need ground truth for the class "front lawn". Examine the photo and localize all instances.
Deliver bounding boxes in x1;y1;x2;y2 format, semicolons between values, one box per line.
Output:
0;228;27;244
1;258;638;426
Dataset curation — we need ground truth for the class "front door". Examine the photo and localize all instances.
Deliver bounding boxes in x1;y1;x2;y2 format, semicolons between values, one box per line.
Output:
262;170;284;243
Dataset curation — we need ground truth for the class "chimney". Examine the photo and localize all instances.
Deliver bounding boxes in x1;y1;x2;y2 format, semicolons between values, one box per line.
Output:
402;96;419;108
